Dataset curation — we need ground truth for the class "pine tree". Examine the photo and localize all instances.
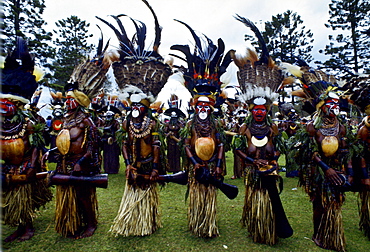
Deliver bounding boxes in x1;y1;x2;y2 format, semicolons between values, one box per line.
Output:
50;15;94;85
2;0;55;67
245;10;314;64
317;0;370;75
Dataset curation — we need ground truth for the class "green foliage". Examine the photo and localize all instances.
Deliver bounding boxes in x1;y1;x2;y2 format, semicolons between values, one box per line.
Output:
316;0;370;75
50;15;94;85
2;0;55;67
29;123;46;148
115;126;127;150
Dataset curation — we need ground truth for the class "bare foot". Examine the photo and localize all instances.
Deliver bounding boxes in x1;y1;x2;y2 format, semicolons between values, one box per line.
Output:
66;232;79;239
18;228;35;242
312;236;325;249
4;228;22;243
77;226;96;239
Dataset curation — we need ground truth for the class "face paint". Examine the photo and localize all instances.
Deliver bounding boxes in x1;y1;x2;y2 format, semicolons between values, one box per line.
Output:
131;103;146;118
196;102;211;120
65;96;79;111
0;99;17;116
323;98;339;117
252;105;267;122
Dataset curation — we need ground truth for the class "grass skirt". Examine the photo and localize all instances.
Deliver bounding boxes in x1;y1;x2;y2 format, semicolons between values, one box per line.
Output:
32;179;53;210
110;181;161;236
359;191;370;240
188;179;219;238
55;185;98;237
2;183;34;226
314;199;345;252
241;175;276;245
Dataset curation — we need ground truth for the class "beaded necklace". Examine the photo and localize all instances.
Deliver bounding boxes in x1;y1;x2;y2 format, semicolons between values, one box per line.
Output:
129;116;152;138
1;118;28;140
319;117;339;136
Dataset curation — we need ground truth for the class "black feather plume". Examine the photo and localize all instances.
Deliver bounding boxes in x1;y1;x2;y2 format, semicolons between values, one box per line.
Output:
141;0;162;51
174;19;202;55
3;37;37;101
234;14;269;65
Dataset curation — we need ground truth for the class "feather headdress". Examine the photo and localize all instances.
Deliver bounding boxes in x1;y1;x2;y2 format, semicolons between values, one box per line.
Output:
286;60;342;112
344;75;370;115
170;20;234;107
164;94;186;118
96;0;172;106
232;15;285;109
1;37;38;104
66;29;110;108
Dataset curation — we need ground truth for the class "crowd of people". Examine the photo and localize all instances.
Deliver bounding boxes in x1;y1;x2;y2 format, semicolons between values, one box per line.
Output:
1;2;370;252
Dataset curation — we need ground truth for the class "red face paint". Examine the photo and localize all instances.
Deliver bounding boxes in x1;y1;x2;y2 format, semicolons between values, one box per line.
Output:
0;99;17;116
252;105;267;122
196;101;211;120
322;98;339;117
65;96;79;111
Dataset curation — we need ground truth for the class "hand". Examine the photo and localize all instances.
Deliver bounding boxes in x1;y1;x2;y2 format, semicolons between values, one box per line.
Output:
215;166;223;180
361;178;370;191
125;164;137;179
41;152;49;168
253;159;269;168
150;169;159;182
194;163;201;171
26;167;36;180
73;162;82;173
325;168;342;186
348;175;354;185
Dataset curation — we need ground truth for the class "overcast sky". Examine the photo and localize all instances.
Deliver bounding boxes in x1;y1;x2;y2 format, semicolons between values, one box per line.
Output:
43;0;334;67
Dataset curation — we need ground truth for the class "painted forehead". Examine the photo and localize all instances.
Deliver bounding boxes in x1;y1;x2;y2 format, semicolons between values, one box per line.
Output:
252;105;267;110
325;98;339;104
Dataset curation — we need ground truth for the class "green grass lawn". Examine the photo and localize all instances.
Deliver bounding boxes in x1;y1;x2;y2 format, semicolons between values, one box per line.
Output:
2;152;369;251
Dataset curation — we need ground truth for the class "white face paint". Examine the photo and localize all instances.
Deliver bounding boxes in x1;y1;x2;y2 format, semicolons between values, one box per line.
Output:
132;109;140;118
198;111;208;120
333;108;340;116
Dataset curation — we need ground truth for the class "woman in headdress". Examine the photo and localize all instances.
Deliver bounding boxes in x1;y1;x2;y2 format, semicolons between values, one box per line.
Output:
163;94;186;173
1;37;52;242
347;76;370;240
170;19;234;238
101;106;121;174
42;32;110;238
232;15;293;245
98;0;172;236
289;65;353;251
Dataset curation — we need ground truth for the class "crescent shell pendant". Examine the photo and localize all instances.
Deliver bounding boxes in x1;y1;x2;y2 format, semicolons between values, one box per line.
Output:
251;136;268;147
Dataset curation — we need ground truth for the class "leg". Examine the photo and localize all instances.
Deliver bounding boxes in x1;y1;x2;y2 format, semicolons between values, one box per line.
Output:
18;222;35;241
4;225;25;242
312;194;324;247
76;186;97;239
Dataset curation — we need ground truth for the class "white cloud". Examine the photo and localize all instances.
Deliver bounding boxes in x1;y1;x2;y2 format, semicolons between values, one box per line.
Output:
44;0;333;66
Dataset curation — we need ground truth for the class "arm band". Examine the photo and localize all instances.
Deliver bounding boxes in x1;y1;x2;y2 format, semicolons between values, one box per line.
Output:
152;163;158;170
77;156;86;165
347;168;354;177
245;157;254;163
216;158;222;168
190;156;198;165
362;167;370;179
318;161;330;172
